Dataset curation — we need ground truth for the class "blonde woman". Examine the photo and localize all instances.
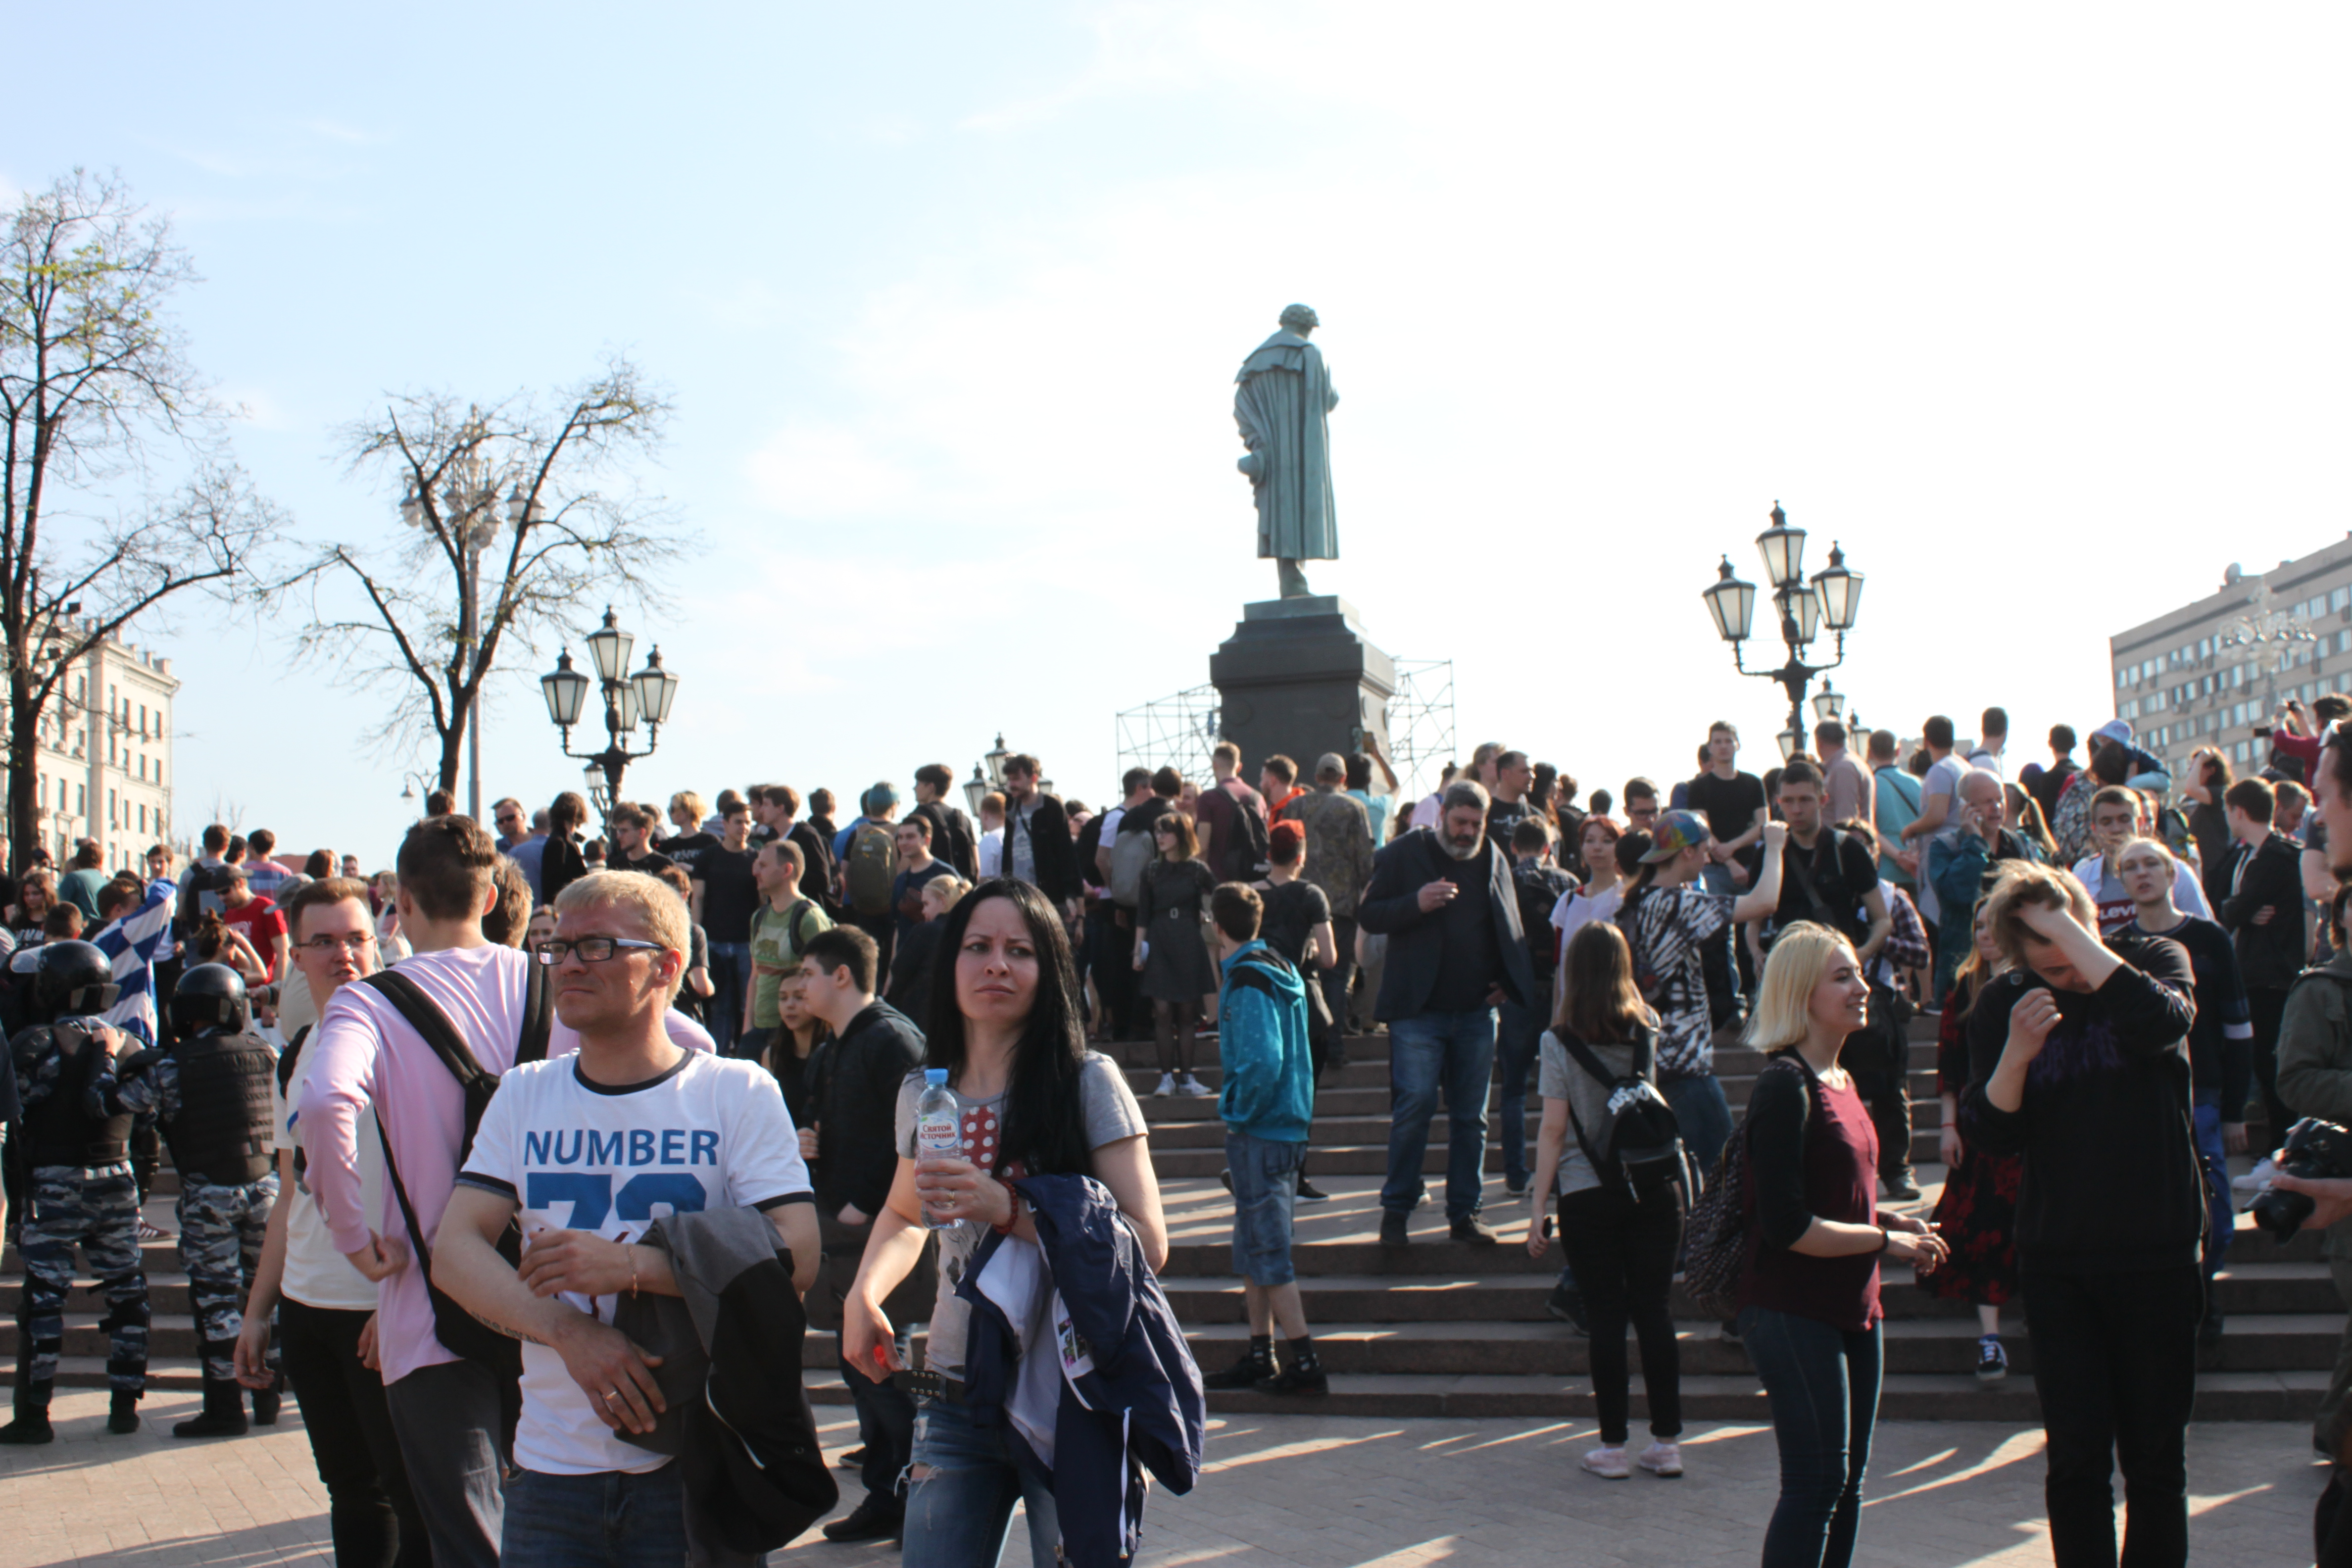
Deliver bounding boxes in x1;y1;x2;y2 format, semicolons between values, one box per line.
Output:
1736;924;1946;1568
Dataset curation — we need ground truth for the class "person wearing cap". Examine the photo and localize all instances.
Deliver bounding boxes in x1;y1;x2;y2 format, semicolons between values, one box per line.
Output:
1277;754;1374;1029
2088;718;2171;793
1614;807;1787;1175
1358;779;1536;1248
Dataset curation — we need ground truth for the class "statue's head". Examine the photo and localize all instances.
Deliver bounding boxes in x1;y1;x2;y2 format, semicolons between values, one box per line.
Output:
1279;303;1320;334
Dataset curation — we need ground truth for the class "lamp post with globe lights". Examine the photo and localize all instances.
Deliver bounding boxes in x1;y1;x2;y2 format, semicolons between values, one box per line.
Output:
1702;502;1865;760
539;607;681;833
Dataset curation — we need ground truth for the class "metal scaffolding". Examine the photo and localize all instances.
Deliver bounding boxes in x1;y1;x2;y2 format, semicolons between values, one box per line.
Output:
1115;660;1457;802
1114;684;1224;788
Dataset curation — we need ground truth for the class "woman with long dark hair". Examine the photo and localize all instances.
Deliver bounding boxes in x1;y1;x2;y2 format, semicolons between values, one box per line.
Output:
1738;925;1947;1568
1132;811;1218;1097
539;790;590;906
1524;920;1683;1481
843;878;1163;1568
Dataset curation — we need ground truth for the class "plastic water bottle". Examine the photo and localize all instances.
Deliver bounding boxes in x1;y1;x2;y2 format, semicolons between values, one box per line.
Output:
915;1069;961;1230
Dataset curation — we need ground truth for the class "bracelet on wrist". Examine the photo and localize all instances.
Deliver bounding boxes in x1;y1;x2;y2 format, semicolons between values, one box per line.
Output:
1873;1225;1891;1254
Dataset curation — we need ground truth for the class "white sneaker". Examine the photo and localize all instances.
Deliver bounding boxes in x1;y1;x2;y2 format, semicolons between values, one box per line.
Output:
1176;1073;1214;1097
1581;1445;1629;1480
1152;1073;1176;1098
2233;1156;2278;1194
1637;1440;1683;1477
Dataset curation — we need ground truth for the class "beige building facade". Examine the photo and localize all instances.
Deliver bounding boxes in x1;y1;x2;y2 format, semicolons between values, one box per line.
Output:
2109;534;2352;782
18;623;178;873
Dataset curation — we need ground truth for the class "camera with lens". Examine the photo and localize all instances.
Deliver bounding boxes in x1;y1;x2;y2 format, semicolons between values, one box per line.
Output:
2252;1117;2352;1240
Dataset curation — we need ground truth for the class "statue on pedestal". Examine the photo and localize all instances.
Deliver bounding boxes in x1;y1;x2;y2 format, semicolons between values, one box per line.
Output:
1234;304;1339;599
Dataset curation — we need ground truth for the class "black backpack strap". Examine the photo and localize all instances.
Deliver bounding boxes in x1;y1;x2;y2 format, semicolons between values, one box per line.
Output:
518;960;552;1066
358;970;495;1092
1551;1028;1625;1185
274;1024;312;1101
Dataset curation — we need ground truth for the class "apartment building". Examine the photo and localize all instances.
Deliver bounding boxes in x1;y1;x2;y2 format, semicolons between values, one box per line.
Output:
2109;533;2352;781
18;622;179;872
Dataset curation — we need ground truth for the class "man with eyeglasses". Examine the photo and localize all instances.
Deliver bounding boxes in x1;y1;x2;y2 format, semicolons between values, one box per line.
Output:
1622;778;1661;833
436;872;816;1568
240;879;427;1563
300;819;715;1568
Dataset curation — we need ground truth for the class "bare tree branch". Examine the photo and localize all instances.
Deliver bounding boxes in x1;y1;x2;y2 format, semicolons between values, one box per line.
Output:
0;170;287;874
273;354;687;803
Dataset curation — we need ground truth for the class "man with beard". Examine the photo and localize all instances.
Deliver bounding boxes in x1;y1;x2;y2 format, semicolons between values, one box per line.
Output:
1358;781;1535;1248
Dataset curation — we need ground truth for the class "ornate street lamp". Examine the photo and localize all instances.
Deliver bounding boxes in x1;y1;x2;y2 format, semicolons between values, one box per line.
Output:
963;736;1013;817
541;606;682;830
1701;501;1866;738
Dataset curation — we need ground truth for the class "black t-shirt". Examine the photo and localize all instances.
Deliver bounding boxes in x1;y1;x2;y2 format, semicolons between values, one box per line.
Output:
693;846;762;942
1769;828;1880;944
1076;812;1110;893
1256;879;1331;970
1688;771;1768;871
785;821;835;906
616;850;677;880
1485;797;1537;855
660;831;719;877
1430;842;1503;1012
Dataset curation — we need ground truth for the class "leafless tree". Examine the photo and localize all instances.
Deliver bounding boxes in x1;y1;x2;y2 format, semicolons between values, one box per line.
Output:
278;360;682;808
0;170;285;876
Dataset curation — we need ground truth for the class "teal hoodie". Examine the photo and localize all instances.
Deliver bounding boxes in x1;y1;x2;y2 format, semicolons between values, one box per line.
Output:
1217;939;1315;1142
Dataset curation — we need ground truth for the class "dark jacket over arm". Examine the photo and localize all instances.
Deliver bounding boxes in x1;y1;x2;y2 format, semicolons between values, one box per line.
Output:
1020;794;1082;905
1962;934;2202;1274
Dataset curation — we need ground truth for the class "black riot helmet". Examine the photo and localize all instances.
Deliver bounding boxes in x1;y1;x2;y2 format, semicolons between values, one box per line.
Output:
9;939;120;1024
169;962;249;1036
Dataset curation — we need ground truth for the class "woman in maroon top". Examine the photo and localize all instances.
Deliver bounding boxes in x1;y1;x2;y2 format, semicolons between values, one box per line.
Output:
1736;925;1947;1568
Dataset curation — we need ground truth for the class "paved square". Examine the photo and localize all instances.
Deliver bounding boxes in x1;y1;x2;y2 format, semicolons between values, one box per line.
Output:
0;1390;2327;1566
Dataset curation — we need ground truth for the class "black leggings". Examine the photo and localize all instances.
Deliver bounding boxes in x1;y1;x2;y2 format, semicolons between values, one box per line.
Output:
279;1297;430;1568
1154;997;1199;1075
1556;1184;1683;1444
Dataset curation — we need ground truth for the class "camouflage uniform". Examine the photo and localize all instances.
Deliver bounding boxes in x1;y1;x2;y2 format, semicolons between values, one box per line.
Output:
11;1023;149;1396
108;1054;278;1385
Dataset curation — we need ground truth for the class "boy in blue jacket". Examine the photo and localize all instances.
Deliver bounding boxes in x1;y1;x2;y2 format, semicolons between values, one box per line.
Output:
1203;882;1327;1396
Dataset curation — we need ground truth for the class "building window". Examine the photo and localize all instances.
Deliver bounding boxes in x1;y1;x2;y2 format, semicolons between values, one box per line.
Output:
75;784;84;816
138;803;145;832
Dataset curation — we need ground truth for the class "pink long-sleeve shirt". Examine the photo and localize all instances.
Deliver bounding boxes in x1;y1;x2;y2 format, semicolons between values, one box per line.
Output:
297;943;714;1385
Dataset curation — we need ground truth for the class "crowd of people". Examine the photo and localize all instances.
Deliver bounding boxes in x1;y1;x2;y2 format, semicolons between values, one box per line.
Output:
5;696;2352;1567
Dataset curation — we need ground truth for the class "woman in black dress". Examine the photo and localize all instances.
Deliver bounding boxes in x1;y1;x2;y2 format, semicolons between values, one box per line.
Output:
1920;901;2022;1383
1133;812;1218;1098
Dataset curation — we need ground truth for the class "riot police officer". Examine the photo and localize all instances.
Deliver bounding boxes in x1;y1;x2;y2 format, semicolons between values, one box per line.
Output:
0;940;146;1443
108;962;280;1438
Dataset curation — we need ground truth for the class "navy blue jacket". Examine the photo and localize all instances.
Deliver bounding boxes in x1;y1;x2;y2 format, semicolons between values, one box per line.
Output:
956;1174;1205;1566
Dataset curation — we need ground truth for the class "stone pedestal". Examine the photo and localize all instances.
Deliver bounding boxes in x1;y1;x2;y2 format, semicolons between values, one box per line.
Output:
1210;597;1395;778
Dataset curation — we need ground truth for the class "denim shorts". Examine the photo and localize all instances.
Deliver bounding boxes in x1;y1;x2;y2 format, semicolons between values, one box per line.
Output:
1226;1131;1304;1286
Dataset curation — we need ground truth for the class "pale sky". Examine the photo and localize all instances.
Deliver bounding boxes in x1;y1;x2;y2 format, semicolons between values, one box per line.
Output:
10;4;2351;864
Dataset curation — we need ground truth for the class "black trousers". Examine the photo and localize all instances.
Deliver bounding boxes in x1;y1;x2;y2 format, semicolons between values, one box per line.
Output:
2249;985;2291;1139
2021;1264;2202;1568
1089;906;1138;1039
1322;915;1358;1035
280;1296;429;1568
1556;1184;1683;1445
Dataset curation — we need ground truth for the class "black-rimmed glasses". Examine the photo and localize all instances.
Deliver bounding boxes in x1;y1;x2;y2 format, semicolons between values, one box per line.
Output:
297;933;377;954
533;936;665;966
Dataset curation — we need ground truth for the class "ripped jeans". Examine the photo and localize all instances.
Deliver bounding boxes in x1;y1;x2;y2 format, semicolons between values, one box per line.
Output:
901;1391;1061;1568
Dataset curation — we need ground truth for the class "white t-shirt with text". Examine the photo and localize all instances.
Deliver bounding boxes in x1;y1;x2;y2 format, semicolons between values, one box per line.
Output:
458;1050;811;1477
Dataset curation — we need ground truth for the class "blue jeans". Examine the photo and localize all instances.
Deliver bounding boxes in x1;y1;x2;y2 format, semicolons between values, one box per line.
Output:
1495;996;1544;1189
1380;1008;1497;1221
1738;1307;1883;1568
903;1393;1060;1568
1227;1131;1304;1285
2193;1091;2232;1274
1662;1072;1734;1177
705;942;750;1056
501;1464;684;1568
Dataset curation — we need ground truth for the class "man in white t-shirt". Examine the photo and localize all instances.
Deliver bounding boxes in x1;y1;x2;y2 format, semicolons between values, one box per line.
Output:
436;872;817;1566
1901;714;1971;856
300;819;715;1568
236;878;424;1564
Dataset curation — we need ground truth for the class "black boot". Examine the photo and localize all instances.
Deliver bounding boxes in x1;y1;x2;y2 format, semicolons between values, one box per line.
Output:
249;1376;281;1426
108;1390;141;1434
173;1377;249;1439
0;1378;53;1445
1204;1335;1276;1390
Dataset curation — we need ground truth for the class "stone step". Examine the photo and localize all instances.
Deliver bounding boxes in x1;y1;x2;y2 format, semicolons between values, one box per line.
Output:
802;1365;2325;1422
1148;1092;1951;1151
0;1356;203;1391
1152;1260;2344;1323
1128;1045;1942;1098
1148;1127;1948;1179
1136;1067;1949;1127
